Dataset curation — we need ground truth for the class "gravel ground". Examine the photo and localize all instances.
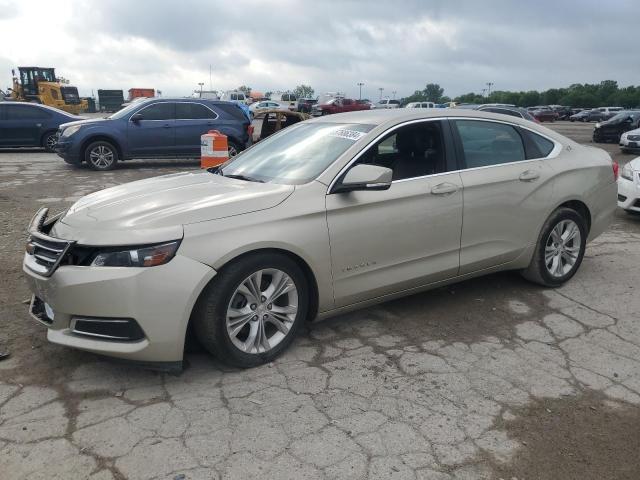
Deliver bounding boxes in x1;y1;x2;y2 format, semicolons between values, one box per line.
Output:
1;121;639;480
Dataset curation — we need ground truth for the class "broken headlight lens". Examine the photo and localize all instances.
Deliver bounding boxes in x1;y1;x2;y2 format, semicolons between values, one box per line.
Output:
89;241;180;267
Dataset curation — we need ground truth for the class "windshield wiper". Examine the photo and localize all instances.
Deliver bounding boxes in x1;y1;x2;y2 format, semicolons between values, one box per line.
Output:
221;173;264;183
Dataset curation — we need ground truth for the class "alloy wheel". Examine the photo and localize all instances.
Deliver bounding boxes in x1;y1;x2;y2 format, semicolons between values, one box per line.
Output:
544;219;582;278
89;145;114;169
226;268;298;354
45;134;58;151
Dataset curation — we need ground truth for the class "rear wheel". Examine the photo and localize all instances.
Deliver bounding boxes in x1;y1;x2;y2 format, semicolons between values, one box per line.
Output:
227;141;240;158
42;132;58;152
85;140;118;171
193;253;308;368
521;208;587;287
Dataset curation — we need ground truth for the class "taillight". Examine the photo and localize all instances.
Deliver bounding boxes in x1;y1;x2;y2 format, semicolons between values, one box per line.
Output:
612;161;619;180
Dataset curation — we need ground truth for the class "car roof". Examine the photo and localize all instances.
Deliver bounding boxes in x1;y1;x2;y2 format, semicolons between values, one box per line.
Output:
306;108;572;143
0;101;74;115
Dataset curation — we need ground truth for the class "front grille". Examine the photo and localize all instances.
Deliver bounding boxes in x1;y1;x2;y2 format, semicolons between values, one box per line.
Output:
627;135;640;141
634;199;640;208
25;208;74;277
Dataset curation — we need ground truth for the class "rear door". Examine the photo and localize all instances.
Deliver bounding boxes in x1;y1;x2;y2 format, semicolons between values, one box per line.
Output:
175;102;219;156
452;119;557;274
127;102;175;156
1;104;49;146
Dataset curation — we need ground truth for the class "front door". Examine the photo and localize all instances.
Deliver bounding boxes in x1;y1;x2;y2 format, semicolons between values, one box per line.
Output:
451;119;557;274
326;119;463;307
127;102;176;157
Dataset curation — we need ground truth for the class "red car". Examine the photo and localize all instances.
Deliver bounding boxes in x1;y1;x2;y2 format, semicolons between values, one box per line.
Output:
311;98;371;116
531;108;559;122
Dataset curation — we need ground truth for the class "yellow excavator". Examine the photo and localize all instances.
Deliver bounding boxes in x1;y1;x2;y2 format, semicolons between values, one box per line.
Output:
7;67;88;114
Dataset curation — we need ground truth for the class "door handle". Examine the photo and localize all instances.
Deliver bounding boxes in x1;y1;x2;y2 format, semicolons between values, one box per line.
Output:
519;170;540;182
431;182;458;196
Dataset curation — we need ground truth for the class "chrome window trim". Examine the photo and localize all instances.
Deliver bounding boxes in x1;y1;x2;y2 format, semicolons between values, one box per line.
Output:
326;116;563;194
174;101;219;121
127;101;219;122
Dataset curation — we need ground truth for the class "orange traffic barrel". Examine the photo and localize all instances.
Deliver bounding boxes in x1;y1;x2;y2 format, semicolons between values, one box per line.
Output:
201;130;229;168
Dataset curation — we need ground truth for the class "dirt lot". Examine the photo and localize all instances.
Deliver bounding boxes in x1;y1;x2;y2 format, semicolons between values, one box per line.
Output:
1;121;639;480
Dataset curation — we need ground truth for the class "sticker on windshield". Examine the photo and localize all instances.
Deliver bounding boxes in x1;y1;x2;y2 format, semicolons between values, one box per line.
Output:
329;129;367;141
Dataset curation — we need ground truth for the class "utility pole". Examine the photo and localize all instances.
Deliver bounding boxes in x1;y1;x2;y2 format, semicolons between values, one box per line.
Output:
378;87;384;100
486;82;493;97
198;82;204;97
357;82;364;100
482;88;487;97
392;90;397;100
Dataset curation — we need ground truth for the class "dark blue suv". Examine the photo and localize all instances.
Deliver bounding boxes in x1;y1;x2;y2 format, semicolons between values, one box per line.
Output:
0;102;81;151
55;98;251;170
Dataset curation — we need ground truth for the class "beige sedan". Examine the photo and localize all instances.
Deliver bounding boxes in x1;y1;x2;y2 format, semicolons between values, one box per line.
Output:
24;109;617;369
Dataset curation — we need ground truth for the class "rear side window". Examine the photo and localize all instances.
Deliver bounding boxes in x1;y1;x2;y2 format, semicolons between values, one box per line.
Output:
454;120;525;168
137;102;175;120
522;129;555;158
6;105;51;120
214;103;248;123
176;103;217;120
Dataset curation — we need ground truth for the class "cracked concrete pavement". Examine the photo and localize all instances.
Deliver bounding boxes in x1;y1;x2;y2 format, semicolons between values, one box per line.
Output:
1;122;640;479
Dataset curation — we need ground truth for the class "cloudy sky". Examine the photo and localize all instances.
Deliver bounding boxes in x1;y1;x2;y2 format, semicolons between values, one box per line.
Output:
1;0;637;100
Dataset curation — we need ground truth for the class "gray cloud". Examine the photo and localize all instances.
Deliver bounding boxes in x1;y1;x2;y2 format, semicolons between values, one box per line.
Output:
2;0;638;99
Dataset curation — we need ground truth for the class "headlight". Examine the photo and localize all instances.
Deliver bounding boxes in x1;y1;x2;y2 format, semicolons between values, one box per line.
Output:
620;164;634;182
90;241;180;267
60;125;82;138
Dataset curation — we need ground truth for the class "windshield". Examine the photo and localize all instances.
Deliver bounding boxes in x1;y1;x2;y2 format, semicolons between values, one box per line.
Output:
220;122;374;185
608;112;632;122
108;101;147;119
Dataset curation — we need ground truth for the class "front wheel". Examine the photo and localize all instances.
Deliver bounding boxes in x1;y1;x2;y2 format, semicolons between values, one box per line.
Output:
521;208;587;287
193;253;309;368
85;140;118;171
42;132;58;152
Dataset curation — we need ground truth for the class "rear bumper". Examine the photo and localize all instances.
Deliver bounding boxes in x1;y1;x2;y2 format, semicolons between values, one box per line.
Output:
23;254;216;363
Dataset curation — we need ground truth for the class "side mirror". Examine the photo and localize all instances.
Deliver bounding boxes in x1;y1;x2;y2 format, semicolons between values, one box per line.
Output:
333;164;393;193
130;113;143;123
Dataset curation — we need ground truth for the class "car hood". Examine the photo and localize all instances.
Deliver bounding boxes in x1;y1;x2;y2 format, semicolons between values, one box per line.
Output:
59;117;110;129
628;156;640;171
53;172;294;245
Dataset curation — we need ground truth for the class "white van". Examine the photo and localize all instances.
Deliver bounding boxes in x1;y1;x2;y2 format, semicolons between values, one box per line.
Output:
220;91;248;104
270;92;298;110
405;102;435;109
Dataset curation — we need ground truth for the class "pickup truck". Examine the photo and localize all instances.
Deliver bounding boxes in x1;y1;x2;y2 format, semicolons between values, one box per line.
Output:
311;98;371;116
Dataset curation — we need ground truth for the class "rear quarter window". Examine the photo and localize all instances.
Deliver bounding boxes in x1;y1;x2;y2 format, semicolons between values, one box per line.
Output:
522;130;555;158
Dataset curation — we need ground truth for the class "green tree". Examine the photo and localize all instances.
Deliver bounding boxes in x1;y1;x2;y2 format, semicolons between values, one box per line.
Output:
424;83;444;103
292;84;314;99
237;85;252;95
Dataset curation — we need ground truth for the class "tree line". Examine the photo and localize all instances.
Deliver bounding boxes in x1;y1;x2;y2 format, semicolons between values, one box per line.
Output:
403;80;640;108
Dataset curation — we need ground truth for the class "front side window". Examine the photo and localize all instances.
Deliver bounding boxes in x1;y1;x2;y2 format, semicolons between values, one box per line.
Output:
354;120;447;181
454;120;525;168
176;103;217;120
136;103;175;121
220;122;374;185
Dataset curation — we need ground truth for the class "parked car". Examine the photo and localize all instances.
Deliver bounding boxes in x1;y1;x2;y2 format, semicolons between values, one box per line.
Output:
54;98;251;170
617;157;640;214
531;108;559;122
269;92;298;111
377;99;401;109
593;111;640;143
598;107;624;121
472;105;537;122
296;98;317;114
569;110;593;122
405;102;435;109
311;97;371;116
220;91;249;105
24;109;616;369
550;105;573;120
619;127;640;153
251;110;310;142
0;102;82;151
249;101;283;115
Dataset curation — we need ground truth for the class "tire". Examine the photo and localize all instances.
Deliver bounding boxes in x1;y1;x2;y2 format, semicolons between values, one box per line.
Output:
42;132;58;152
84;140;118;171
227;140;241;158
521;207;587;287
193;253;309;368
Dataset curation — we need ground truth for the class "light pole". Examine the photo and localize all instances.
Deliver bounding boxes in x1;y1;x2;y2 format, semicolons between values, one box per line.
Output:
357;82;364;100
378;87;384;100
486;82;493;97
198;82;204;97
